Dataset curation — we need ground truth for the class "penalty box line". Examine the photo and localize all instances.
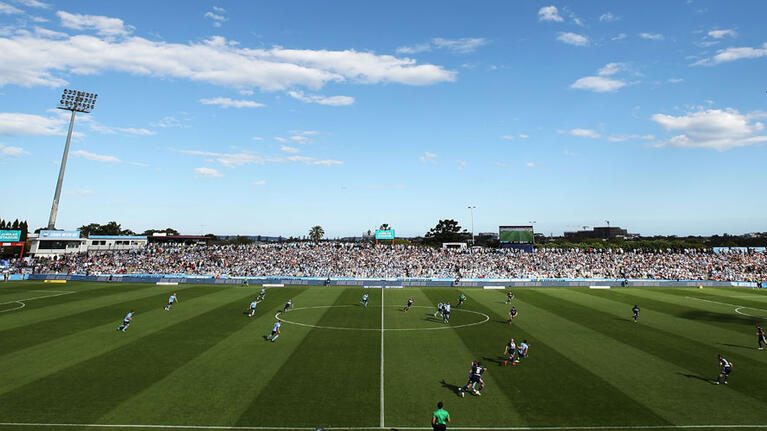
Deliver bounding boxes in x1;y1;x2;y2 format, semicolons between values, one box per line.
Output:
2;422;767;430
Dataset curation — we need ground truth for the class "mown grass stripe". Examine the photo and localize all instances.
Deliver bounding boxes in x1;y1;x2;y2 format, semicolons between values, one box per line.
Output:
0;287;269;423
383;288;525;427
0;285;220;357
574;288;767;365
0;283;174;332
441;289;672;427
531;289;767;407
235;288;379;428
476;290;766;425
97;287;333;427
0;287;257;396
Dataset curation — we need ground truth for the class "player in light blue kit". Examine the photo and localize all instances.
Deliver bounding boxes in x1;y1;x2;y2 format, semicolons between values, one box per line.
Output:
257;288;266;301
248;299;259;317
443;302;451;324
117;310;134;332
267;321;281;342
360;293;369;308
164;293;179;311
434;302;444;317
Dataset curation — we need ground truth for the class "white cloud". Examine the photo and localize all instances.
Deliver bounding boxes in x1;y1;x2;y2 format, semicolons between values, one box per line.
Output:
251;136;263;141
570;76;626;92
538;6;563;22
612;33;627;41
431;37;488;54
563;151;578;157
16;0;49;7
639;32;664;40
57;11;132;37
693;43;767;66
194;167;223;177
0;142;28;157
708;29;736;39
289;135;311;144
607;134;655;142
500;135;515;140
569;128;600;138
668;78;684;83
280;145;300;154
597;62;626;76
312;159;343;166
152;116;189;128
179;148;343;167
0;112;64;135
599;12;618;22
212;6;225;13
526;162;536;168
0;32;455;90
419;152;437;163
72;149;121;163
518;134;529;139
84;119;155;135
34;26;67;38
253;180;266;185
204;11;227;28
457;160;467;171
396;37;488;55
652;108;767;151
199;97;265;108
0;2;22;14
557;32;589;46
287;90;354;106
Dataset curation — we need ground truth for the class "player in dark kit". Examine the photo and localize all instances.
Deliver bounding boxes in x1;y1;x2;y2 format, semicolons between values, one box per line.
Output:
459;361;486;397
457;294;467;307
402;297;414;312
632;305;640;323
757;324;766;350
280;299;293;314
506;291;514;304
508;306;518;326
714;354;733;385
503;338;516;366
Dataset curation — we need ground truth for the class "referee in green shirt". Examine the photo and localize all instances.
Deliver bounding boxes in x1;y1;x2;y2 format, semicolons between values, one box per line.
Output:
432;401;450;431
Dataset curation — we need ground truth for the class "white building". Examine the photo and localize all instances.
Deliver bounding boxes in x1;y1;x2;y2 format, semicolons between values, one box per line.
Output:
29;230;87;257
88;235;147;251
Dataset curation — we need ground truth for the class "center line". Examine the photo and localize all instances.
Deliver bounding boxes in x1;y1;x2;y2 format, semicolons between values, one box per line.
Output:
380;287;385;429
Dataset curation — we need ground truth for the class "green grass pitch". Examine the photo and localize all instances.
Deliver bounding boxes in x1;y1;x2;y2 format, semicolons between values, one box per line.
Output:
0;281;766;431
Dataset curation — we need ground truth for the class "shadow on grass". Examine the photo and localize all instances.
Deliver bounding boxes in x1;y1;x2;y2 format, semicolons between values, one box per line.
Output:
481;355;505;366
440;379;462;397
677;310;758;324
677;371;711;383
719;342;755;350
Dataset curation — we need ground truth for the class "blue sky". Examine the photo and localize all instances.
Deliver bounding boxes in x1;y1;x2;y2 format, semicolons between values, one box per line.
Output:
1;0;766;238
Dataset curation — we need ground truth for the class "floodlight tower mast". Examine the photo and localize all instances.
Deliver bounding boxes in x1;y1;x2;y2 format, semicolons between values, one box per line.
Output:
47;89;98;229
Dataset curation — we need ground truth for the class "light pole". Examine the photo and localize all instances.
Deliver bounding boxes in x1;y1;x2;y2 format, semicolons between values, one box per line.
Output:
467;206;476;246
528;221;536;245
47;89;98;229
605;220;611;240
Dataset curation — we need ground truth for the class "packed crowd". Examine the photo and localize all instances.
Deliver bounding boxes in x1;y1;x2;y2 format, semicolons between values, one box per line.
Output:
5;243;766;282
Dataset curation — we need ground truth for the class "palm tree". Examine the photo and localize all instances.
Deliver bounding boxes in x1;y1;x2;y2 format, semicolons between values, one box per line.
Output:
309;225;325;243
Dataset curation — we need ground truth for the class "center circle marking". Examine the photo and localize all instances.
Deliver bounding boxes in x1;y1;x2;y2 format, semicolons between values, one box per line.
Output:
274;305;490;331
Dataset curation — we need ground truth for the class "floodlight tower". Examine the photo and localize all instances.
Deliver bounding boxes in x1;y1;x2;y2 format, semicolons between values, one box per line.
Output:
468;206;476;245
47;89;98;229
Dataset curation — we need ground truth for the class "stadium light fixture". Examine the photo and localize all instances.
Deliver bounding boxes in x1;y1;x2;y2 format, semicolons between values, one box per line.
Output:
468;206;476;246
46;88;99;229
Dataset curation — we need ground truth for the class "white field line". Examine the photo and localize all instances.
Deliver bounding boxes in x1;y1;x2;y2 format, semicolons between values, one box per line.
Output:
685;296;767;313
274;305;489;331
1;423;767;430
380;287;385;429
0;291;75;313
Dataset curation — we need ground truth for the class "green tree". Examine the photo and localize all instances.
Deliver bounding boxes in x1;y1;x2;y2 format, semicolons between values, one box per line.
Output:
309;225;325;243
141;228;180;236
424;219;470;246
78;221;136;237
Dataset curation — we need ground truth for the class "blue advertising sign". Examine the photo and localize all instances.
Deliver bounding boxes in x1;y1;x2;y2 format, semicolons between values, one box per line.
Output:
39;230;81;239
0;230;21;241
375;229;395;240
